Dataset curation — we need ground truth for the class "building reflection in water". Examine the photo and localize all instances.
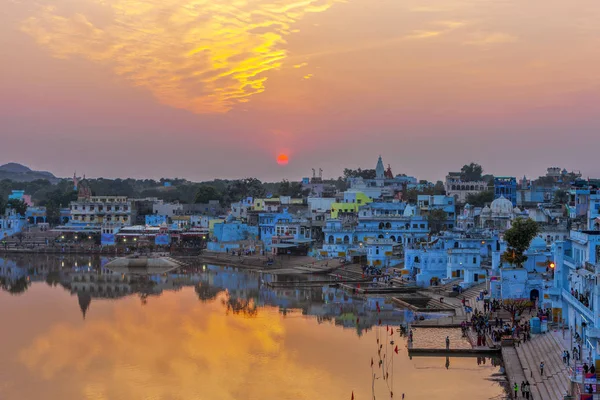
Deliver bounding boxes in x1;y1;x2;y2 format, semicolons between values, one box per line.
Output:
0;254;507;400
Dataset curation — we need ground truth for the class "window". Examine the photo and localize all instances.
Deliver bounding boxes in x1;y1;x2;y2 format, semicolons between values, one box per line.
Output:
473;257;477;264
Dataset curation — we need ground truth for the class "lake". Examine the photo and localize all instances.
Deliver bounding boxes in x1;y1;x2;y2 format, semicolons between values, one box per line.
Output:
0;254;507;399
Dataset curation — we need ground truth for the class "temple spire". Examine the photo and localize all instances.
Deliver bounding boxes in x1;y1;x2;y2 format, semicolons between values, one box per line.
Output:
375;155;385;179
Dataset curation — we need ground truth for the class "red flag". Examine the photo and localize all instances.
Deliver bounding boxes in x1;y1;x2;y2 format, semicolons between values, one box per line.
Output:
356;318;359;324
357;283;361;289
351;391;354;400
378;319;382;325
387;325;389;332
371;357;374;367
394;345;398;354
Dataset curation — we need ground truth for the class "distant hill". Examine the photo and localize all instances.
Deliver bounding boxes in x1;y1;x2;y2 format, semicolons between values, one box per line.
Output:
0;163;59;183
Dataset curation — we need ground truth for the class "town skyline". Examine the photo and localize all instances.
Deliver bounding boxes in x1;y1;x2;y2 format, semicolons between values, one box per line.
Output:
0;159;588;185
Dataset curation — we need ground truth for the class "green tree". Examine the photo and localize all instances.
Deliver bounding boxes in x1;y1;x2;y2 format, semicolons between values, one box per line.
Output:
278;180;308;197
460;163;484;181
194;186;222;203
6;199;28;216
433;181;445;195
553;189;569;205
465;190;494;207
427;209;448;234
501;218;539;267
343;168;377;179
223;178;266;203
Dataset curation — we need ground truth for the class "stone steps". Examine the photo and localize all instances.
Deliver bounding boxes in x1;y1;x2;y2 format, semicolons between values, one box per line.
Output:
516;342;552;399
517;333;569;400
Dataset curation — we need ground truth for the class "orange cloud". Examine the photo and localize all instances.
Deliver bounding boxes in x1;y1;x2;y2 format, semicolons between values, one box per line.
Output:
20;0;342;114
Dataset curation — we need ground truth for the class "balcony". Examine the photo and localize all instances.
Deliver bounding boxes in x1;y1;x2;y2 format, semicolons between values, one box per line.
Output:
562;289;594;322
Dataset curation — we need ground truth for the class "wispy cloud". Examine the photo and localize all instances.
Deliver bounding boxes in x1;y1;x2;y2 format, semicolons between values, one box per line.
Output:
291;20;466;60
20;0;343;114
464;32;518;46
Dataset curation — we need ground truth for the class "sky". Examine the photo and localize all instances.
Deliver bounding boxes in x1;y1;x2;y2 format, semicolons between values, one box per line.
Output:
1;0;599;182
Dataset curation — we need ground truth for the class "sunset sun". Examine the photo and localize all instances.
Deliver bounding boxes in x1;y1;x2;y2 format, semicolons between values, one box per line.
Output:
276;153;289;165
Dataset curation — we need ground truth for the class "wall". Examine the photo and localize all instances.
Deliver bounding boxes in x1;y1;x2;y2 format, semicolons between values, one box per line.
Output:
152;202;183;217
213;223;259;242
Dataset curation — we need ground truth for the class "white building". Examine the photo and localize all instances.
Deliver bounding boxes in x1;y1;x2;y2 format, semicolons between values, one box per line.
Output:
70;196;134;226
445;172;488;203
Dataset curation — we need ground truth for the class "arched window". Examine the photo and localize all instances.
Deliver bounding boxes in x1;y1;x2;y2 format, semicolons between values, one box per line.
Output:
452;185;456;190
470;185;475;191
343;235;350;244
328;235;334;244
378;234;384;239
415;256;420;263
385;222;391;229
454;242;459;249
390;235;396;242
379;222;385;229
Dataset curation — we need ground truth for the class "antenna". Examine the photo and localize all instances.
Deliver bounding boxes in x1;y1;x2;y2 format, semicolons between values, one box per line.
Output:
319;168;323;178
312;168;316;178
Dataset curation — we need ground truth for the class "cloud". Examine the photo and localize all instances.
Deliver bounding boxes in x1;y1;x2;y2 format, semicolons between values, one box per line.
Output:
20;0;342;114
464;32;518;46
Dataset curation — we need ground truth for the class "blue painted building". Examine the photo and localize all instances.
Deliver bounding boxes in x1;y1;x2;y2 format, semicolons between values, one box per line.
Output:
321;202;429;259
547;230;600;365
213;222;259;243
259;210;312;252
494;176;517;206
145;215;168;226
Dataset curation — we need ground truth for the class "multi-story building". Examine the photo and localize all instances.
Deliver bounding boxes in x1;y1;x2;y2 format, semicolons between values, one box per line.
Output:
445;172;488;203
417;195;456;229
321;202;429;258
258;210;312;252
494;176;517;206
70;196;135;226
548;230;600;364
330;190;373;218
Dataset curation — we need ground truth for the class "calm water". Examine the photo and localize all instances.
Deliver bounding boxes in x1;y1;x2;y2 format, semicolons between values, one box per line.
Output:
0;254;507;400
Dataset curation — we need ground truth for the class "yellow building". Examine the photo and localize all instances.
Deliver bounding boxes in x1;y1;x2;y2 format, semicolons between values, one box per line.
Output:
208;218;225;233
330;191;372;218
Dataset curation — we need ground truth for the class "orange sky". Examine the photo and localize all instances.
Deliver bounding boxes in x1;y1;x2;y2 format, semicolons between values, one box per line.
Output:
1;0;599;180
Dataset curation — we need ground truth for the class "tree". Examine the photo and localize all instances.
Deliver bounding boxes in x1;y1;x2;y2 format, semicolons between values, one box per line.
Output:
433;181;445;195
278;180;308;197
343;168;377;179
465;190;494;207
6;199;28;217
427;209;448;234
500;299;534;323
553;189;569;205
223;178;266;204
194;186;221;204
501;218;539;267
460;163;484;181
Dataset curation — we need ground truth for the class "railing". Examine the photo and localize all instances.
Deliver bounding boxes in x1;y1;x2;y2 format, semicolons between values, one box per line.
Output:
562;289;594;321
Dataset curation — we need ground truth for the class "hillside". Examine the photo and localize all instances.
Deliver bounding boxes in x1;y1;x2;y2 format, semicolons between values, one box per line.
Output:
0;163;59;183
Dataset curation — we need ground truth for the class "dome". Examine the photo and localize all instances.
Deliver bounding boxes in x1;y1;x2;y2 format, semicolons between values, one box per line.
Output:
529;236;547;250
481;205;491;215
490;196;513;216
513;206;522;214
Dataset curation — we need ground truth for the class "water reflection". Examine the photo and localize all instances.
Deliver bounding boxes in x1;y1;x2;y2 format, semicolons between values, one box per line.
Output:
0;255;507;400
